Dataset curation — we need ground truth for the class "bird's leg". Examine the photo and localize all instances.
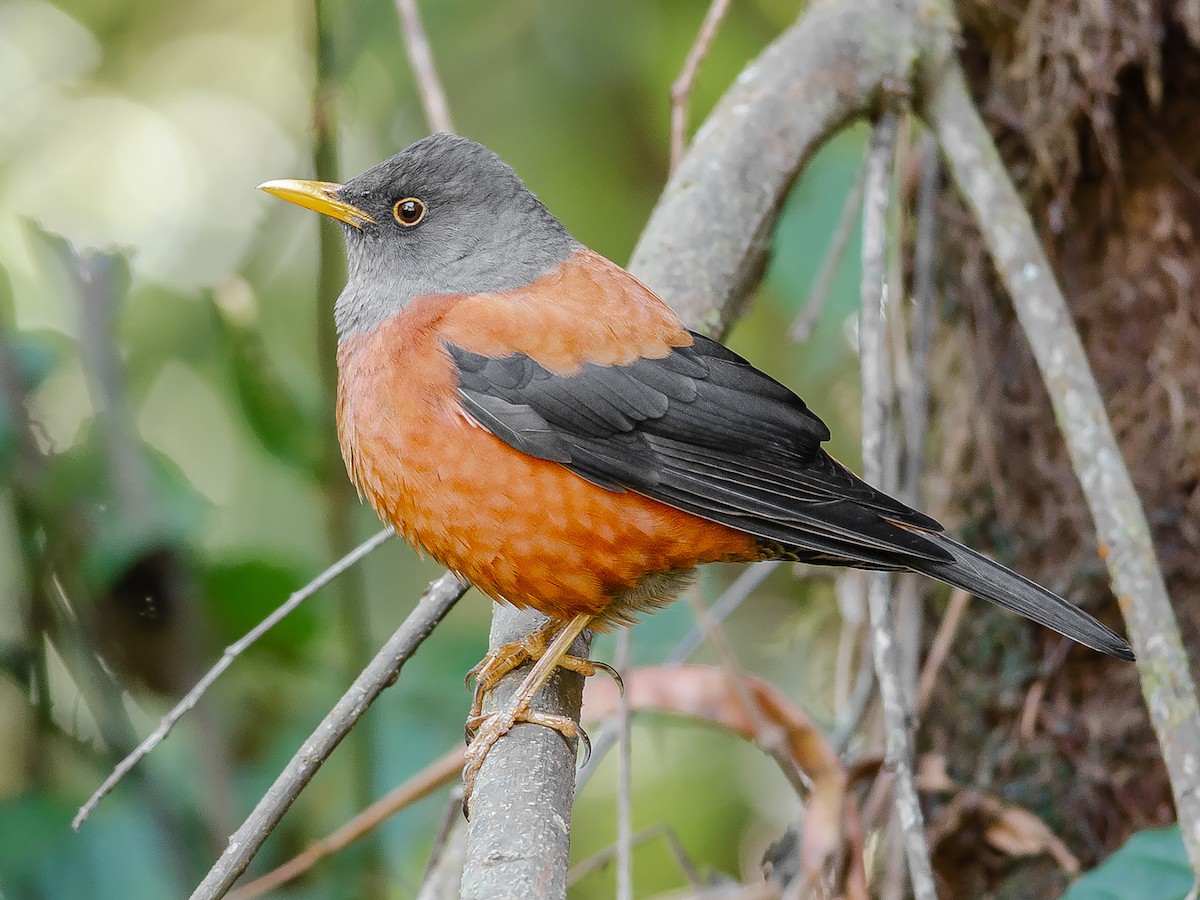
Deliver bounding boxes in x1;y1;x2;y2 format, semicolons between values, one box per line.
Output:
465;616;618;727
462;612;596;810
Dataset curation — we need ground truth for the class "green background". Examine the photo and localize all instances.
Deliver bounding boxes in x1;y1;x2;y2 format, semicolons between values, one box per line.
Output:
0;0;880;896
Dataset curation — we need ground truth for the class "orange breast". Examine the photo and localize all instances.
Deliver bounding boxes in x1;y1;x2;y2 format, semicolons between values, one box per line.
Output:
336;250;760;621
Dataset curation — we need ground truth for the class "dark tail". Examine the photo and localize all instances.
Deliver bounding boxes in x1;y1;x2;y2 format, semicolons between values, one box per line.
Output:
911;531;1134;661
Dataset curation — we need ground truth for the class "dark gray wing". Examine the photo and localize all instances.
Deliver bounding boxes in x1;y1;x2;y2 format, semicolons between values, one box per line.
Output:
446;332;1135;662
447;332;951;568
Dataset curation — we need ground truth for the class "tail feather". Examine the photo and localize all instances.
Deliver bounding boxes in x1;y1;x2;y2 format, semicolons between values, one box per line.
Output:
912;531;1134;661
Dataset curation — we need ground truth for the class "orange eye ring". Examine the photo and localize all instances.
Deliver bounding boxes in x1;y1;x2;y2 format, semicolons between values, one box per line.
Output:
393;197;426;226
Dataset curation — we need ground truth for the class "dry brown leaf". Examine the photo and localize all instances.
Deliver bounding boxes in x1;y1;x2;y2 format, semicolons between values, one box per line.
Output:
585;664;868;900
985;804;1080;874
928;789;1080;877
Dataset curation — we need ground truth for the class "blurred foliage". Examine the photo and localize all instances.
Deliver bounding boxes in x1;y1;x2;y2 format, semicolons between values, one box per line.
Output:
0;0;1043;897
1060;826;1192;900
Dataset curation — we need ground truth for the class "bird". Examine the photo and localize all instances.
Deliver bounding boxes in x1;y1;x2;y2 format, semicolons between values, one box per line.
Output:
259;132;1134;802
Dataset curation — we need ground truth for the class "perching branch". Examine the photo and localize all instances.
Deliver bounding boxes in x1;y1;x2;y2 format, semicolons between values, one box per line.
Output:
190;572;467;900
858;110;938;900
922;36;1200;876
460;606;591;899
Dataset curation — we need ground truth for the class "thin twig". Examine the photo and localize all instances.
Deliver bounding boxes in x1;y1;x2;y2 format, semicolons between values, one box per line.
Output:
925;30;1200;877
831;637;876;754
394;0;454;133
614;629;634;900
309;1;381;879
567;823;704;889
417;791;468;900
680;590;806;797
670;0;733;171
73;527;394;830
790;157;869;342
667;560;779;664
915;588;968;717
859;109;937;900
903;134;939;510
231;746;462;899
578;560;780;792
189;571;467;899
631;0;913;336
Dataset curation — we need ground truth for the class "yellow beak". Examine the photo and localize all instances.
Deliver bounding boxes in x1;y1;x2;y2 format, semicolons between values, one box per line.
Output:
257;179;376;228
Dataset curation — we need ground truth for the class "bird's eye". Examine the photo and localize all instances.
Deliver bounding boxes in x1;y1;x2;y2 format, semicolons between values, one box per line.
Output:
393;198;426;226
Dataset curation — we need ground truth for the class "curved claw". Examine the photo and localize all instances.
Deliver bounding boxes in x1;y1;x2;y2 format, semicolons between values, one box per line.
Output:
590;660;624;696
575;721;593;767
464;713;488;744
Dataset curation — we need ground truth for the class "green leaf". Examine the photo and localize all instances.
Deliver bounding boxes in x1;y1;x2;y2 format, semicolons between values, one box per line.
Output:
1060;825;1194;900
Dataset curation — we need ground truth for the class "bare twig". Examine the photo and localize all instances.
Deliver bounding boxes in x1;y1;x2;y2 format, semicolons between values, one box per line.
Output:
577;560;781;792
667;561;780;664
924;34;1200;877
631;0;912;336
888;135;939;743
417;793;468;900
190;572;467;899
74;528;394;830
903;134;939;510
614;629;634;900
309;2;382;879
568;823;703;889
231;745;462;899
394;0;454;133
859;110;937;900
914;588;969;717
831;635;876;754
790;158;869;342
669;0;733;171
681;589;806;797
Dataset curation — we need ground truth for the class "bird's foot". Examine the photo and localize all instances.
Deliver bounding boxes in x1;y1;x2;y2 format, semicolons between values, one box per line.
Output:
461;704;591;812
465;619;620;724
460;613;598;815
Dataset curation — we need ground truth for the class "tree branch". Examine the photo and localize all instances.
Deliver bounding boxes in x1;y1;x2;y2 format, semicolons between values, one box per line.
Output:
859;109;938;900
922;29;1200;878
460;607;590;899
190;572;467;899
629;0;908;336
669;0;733;171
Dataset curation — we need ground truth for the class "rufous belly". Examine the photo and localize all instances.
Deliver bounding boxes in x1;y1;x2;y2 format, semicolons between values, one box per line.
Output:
336;309;759;624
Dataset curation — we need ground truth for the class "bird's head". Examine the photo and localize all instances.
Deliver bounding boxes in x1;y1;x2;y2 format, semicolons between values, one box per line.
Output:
260;133;578;336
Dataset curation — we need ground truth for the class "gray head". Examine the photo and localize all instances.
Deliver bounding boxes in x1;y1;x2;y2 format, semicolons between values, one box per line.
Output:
260;133;579;336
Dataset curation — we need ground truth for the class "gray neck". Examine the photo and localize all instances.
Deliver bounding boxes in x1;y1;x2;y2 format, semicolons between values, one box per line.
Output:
334;210;581;337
